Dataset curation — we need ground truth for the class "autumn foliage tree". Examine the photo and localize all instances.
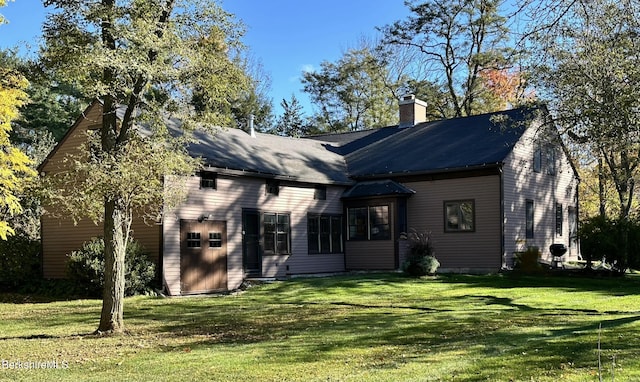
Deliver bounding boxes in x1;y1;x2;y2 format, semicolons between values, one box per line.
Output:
477;68;533;111
382;0;512;118
0;68;36;240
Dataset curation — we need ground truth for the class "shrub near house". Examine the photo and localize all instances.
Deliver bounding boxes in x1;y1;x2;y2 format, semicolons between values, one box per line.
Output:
402;229;439;276
67;237;157;296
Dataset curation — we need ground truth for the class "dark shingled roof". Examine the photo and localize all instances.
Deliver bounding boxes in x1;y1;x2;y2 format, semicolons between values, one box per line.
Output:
187;127;353;185
305;126;403;155
345;107;535;178
341;180;416;199
125;104;537;186
127;107;353;185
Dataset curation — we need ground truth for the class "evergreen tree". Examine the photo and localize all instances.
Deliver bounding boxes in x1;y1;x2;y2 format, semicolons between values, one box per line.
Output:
274;95;309;137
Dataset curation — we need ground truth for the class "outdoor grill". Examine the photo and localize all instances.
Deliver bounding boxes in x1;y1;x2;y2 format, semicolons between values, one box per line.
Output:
549;243;567;268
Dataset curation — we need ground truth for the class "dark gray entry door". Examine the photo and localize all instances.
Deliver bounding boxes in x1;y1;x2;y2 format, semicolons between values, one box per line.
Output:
242;210;261;277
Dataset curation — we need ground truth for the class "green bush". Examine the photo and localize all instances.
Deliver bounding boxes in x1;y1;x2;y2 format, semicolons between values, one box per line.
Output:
401;229;439;276
67;237;157;297
579;216;640;273
0;235;41;290
513;246;542;274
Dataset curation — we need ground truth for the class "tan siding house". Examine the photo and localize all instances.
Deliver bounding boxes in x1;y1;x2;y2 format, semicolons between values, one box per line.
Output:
40;101;161;279
405;176;502;272
163;175;345;294
502;120;580;265
40;97;579;295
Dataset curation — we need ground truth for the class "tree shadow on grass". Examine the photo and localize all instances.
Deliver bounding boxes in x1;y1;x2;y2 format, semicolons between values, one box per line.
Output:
4;273;640;380
116;275;640;380
438;272;640;295
128;295;640;381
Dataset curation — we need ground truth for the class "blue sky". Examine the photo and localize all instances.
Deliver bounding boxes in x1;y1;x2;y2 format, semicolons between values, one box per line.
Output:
0;0;410;117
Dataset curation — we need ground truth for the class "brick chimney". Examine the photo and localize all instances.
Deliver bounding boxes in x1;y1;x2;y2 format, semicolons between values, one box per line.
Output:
398;94;427;128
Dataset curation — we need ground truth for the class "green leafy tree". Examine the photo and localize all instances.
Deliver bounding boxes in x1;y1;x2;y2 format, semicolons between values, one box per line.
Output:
404;78;455;120
230;56;274;132
530;0;640;270
41;0;249;334
302;46;400;132
382;0;512;118
274;95;309;137
533;0;640;220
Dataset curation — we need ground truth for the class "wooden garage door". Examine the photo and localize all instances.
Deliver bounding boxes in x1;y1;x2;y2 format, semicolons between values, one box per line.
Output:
180;220;228;293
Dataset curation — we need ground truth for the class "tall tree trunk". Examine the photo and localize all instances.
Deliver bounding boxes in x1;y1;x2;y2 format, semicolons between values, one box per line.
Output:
598;155;606;218
96;0;127;334
98;198;130;333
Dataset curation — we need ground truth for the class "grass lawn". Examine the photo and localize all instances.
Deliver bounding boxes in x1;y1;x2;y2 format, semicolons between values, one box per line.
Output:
1;273;640;381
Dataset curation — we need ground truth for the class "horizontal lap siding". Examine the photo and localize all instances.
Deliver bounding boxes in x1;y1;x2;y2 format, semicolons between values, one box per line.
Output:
163;176;346;295
41;214;161;278
40;102;162;279
41;103;102;278
41;102;102;175
502;126;579;264
405;176;502;271
42;215;103;278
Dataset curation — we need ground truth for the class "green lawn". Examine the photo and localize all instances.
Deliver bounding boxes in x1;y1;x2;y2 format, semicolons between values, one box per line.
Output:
1;273;639;381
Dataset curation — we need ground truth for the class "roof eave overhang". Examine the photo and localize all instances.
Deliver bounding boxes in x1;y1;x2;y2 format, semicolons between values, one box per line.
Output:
341;192;415;201
350;163;504;181
203;165;355;187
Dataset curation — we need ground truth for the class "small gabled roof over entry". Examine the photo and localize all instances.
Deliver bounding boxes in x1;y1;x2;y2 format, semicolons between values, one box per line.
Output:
341;180;416;199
